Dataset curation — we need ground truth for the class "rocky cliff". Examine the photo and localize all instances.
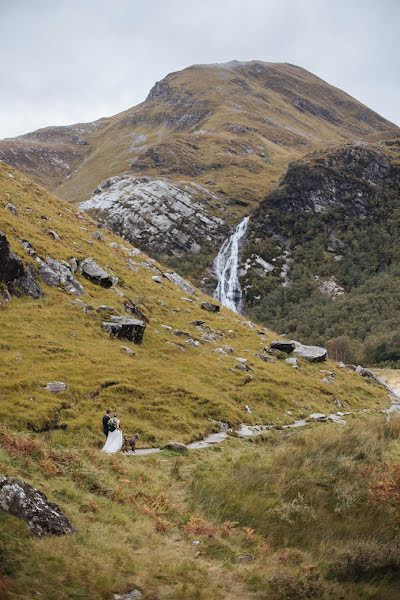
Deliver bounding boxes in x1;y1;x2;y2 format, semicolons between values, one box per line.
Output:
242;139;400;364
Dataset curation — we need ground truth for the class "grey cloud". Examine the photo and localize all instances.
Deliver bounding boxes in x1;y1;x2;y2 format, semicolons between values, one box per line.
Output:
0;0;399;138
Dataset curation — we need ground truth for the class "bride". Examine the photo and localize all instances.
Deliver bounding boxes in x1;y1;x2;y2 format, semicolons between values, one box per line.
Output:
102;412;123;454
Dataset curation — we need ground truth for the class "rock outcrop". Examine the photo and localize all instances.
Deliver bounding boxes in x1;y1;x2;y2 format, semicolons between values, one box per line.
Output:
79;175;225;257
0;477;75;536
0;231;42;298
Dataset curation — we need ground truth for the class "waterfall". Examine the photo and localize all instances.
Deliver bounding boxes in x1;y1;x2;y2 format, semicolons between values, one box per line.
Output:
214;216;249;312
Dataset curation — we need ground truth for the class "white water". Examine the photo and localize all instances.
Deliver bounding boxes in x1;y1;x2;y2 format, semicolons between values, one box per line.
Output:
213;216;249;312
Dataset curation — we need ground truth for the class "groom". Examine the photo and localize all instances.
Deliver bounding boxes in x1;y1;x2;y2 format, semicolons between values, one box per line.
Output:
102;410;111;437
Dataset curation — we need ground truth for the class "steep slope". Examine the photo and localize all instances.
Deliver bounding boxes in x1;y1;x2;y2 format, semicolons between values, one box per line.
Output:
0;162;396;599
243;138;400;365
0;61;398;269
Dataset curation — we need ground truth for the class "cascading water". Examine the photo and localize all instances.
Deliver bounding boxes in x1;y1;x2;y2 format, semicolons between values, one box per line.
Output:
214;216;249;312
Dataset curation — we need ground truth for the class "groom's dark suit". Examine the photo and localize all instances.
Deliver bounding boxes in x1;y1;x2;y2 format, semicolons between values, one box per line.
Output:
102;413;110;437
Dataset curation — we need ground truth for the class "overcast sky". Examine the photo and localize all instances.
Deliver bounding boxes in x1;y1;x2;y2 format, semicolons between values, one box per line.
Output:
1;0;399;139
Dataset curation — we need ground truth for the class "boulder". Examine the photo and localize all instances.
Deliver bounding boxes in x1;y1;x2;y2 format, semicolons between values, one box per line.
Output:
186;338;200;347
120;346;135;357
293;342;327;363
5;202;18;215
0;231;25;282
45;381;67;393
0;477;75;536
37;257;84;295
165;272;195;295
270;340;295;353
79;258;114;288
102;316;146;344
113;591;142;600
0;232;42;298
163;442;188;453
152;275;163;284
201;302;220;313
285;357;298;368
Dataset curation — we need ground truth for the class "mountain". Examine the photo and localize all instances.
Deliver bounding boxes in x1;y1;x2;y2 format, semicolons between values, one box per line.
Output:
1;161;398;600
243;138;400;365
0;61;398;273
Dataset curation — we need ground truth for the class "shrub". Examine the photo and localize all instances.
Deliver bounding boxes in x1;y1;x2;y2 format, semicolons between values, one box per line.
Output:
267;570;345;599
328;540;400;582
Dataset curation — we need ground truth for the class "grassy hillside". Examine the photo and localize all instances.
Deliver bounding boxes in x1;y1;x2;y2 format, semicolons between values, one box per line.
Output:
0;163;395;599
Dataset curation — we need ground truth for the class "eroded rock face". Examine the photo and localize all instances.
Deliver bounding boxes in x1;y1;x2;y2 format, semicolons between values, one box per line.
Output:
79;176;225;256
165;272;195;295
102;316;146;344
0;231;42;298
0;477;75;536
79;257;114;288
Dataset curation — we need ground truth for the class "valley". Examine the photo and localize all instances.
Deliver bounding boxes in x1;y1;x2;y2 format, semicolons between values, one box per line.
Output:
1;58;400;599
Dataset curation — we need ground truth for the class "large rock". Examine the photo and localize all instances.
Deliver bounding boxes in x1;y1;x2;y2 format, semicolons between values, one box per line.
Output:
163;442;188;453
293;342;327;362
165;272;195;295
79;258;114;288
201;301;220;313
270;340;295;353
37;257;83;295
0;477;75;536
0;232;42;298
102;316;146;344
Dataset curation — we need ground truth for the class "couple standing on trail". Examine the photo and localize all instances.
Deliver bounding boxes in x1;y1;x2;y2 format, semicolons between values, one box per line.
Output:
101;410;123;454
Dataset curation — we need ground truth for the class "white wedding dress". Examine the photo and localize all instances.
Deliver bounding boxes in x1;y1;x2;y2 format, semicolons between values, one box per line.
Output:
102;421;123;454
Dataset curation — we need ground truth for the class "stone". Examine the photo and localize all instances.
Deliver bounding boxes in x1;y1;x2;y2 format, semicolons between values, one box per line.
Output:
285;357;298;367
152;275;163;283
307;413;327;422
255;353;275;363
270;340;295;353
201;301;220;313
120;346;135;357
174;329;190;338
235;362;250;372
113;590;142;600
355;365;381;384
45;381;67;393
37;257;84;295
163;442;188;453
45;229;60;241
79;257;114;288
102;316;146;344
293;342;327;363
186;338;200;347
5;202;18;215
191;320;205;327
123;298;149;323
91;230;103;240
165;272;196;295
0;477;75;536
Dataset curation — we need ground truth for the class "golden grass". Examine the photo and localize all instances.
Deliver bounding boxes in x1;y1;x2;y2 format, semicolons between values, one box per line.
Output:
0;164;395;599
